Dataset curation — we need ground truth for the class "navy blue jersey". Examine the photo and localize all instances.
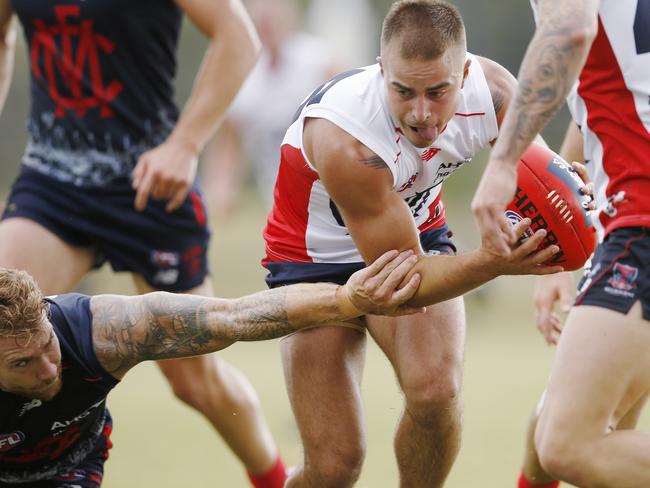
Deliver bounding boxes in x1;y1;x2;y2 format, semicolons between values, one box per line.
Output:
11;0;183;187
0;294;119;483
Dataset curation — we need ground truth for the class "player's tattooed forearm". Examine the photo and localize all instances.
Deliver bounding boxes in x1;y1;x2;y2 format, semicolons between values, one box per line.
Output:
91;291;296;375
493;17;590;161
360;155;389;170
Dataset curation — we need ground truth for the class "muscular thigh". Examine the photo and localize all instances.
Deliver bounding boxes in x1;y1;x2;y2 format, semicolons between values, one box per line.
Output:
367;297;466;391
0;218;94;294
541;303;650;438
280;324;367;448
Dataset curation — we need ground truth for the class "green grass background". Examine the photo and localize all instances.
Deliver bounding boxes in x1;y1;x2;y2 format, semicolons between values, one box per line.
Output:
84;182;626;488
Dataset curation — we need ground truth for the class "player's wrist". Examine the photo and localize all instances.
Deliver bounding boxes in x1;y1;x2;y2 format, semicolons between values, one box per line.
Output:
335;285;363;319
470;249;502;280
166;129;203;157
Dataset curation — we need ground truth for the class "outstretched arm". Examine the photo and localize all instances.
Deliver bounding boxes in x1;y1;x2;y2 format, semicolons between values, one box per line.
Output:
472;0;599;253
90;250;422;379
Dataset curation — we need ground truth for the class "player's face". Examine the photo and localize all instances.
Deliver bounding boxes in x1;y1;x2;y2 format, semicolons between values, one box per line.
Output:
380;43;469;148
0;320;62;401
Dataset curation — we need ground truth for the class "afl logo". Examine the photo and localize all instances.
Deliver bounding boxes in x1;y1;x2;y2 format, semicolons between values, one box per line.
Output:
0;432;25;452
504;210;533;242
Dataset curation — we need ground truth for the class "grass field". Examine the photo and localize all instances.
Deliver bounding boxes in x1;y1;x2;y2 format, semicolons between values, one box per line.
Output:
82;190;646;488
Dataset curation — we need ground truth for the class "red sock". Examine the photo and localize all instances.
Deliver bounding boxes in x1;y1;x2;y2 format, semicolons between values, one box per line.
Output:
247;456;287;488
518;472;560;488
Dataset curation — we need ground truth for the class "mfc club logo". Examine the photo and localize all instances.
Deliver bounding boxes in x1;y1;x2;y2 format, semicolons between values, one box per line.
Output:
607;263;639;292
31;5;124;118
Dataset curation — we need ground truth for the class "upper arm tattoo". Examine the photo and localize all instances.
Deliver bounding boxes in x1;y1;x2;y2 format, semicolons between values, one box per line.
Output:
492;88;505;116
90;290;298;377
360;155;389;170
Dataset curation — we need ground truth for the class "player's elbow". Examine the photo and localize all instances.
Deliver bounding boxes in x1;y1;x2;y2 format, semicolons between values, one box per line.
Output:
565;25;597;52
540;17;597;54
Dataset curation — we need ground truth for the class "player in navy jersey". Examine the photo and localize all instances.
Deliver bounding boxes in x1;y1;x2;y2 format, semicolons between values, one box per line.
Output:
0;0;290;486
0;251;423;487
472;1;650;486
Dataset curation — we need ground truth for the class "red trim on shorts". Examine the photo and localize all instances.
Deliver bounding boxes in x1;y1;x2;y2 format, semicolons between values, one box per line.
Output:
189;191;206;226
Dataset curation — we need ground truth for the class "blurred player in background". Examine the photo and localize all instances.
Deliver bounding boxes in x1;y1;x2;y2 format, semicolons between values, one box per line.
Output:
202;0;338;215
0;0;288;486
263;1;565;486
305;0;379;69
0;250;422;486
473;0;650;486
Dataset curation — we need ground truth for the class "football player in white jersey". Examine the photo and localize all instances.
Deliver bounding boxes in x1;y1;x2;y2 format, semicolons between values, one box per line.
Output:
473;0;650;486
263;1;565;486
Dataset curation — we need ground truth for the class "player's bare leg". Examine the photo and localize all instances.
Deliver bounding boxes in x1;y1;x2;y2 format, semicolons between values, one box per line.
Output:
133;276;282;478
281;324;367;488
536;303;650;487
0;218;94;293
368;297;465;488
520;391;647;487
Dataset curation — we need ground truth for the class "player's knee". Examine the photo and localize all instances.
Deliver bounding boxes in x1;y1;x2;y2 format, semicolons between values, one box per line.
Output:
160;358;218;404
305;446;364;487
402;368;462;423
536;430;586;485
166;375;213;412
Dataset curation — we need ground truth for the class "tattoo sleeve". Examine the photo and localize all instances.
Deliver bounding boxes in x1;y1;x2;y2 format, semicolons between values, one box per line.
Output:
491;1;597;162
91;284;358;377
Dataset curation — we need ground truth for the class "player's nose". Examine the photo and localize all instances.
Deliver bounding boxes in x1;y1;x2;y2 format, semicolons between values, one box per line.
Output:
36;358;58;382
411;96;432;124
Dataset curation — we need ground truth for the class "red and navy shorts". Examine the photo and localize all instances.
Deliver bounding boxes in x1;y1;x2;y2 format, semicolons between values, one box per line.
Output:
575;227;650;320
2;166;210;292
264;224;456;288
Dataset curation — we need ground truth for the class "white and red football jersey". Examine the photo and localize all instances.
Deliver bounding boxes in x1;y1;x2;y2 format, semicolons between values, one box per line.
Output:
534;0;650;240
264;54;498;264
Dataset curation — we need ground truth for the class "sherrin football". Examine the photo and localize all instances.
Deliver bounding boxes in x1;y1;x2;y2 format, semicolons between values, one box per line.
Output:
504;143;596;271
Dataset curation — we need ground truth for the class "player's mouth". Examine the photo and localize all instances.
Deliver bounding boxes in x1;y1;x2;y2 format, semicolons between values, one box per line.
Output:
408;125;438;145
37;379;62;401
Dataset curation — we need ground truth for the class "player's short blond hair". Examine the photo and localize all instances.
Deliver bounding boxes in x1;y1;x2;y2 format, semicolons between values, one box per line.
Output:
381;0;466;60
0;268;47;339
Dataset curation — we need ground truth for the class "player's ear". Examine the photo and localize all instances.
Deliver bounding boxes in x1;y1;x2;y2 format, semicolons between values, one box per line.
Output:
378;56;384;76
461;58;471;88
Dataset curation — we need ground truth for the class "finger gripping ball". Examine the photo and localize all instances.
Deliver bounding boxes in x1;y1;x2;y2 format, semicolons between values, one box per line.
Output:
504;143;596;271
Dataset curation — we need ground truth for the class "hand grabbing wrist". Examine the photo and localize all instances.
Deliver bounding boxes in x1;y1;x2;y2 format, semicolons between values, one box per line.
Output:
335;284;363;319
